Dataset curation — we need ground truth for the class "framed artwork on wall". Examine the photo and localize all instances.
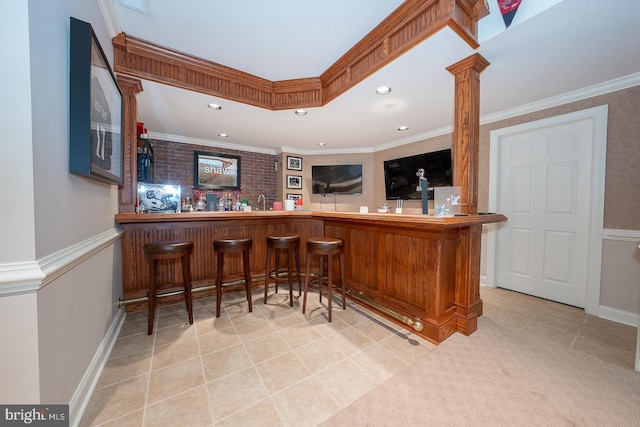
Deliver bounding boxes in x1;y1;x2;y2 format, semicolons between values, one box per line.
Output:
69;17;124;185
287;156;302;171
137;183;181;213
286;175;302;189
194;151;241;189
286;193;302;202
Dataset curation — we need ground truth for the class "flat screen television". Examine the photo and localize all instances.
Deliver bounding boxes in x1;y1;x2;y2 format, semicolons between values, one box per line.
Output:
312;164;363;195
383;149;453;200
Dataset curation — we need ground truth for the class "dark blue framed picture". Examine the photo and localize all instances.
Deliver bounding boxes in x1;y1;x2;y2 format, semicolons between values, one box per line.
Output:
69;17;124;185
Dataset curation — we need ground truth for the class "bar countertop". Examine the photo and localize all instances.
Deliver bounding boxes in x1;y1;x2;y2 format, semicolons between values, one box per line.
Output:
115;210;507;228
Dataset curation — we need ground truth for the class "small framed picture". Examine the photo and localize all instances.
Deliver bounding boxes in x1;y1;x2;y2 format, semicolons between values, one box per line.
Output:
286;193;302;202
137;183;181;213
286;175;302;189
287;156;302;171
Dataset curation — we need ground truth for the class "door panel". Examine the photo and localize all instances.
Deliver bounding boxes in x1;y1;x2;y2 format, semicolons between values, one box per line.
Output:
497;119;593;307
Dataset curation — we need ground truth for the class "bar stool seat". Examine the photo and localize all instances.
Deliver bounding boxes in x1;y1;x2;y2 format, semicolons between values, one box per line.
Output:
302;236;346;322
264;233;301;306
143;239;194;335
213;236;253;318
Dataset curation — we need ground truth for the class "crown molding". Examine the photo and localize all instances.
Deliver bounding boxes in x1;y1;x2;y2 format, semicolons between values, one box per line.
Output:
150;73;640;156
97;0;121;38
147;132;277;156
480;72;640;126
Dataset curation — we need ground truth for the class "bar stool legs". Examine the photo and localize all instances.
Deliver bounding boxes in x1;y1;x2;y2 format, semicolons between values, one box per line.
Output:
302;237;345;322
143;240;194;335
264;233;301;306
213;236;253;318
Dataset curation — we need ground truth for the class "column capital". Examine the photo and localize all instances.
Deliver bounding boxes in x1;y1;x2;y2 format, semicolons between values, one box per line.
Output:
446;53;490;76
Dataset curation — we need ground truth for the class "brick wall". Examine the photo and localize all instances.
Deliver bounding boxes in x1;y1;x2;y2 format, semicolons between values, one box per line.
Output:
148;138;277;209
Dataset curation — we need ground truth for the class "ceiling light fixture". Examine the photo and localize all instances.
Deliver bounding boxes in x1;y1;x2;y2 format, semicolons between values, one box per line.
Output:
398;126;409;131
317;142;326;146
294;109;307;116
376;86;392;95
207;103;222;110
218;133;228;137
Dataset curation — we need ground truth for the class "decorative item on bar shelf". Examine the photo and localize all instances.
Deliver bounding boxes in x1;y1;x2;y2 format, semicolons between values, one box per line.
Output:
395;199;403;214
137;183;181;213
377;204;391;214
434;186;461;217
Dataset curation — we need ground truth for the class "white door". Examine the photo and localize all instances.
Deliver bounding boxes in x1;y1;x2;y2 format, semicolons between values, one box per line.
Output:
495;118;594;307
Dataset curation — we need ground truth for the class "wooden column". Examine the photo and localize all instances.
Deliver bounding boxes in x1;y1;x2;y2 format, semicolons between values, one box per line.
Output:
116;76;143;213
446;53;488;334
446;53;489;214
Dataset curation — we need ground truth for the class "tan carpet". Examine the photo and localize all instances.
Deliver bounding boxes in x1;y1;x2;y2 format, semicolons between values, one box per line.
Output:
321;316;640;427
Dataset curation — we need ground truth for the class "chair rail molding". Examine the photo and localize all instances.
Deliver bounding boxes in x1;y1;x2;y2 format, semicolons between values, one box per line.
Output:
0;228;122;296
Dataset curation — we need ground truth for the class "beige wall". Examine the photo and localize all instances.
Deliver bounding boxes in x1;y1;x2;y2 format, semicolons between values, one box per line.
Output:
479;85;640;229
1;0;124;415
0;0;41;403
600;239;640;314
478;86;640;320
281;85;640;321
279;151;375;213
282;85;640;228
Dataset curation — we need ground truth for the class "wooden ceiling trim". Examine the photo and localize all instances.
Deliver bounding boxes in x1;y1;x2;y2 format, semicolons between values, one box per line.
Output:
112;0;488;111
272;78;323;109
113;32;275;109
321;0;488;104
448;0;490;47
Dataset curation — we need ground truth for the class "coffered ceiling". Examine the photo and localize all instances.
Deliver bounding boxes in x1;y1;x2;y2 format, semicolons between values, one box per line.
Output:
104;0;640;154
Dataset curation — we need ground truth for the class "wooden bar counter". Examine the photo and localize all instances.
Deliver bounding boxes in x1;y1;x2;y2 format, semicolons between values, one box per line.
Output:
115;210;506;343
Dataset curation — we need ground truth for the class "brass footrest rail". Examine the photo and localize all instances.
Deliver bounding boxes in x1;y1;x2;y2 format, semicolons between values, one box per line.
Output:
346;289;424;331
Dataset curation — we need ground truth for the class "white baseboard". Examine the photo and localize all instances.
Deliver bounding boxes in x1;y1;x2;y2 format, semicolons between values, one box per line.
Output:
480;276;495;288
596;304;640;328
69;308;126;427
635;328;640;372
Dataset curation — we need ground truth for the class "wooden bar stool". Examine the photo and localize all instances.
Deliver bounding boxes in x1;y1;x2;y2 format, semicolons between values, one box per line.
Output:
143;239;194;335
264;233;301;306
213;236;253;318
302;236;346;322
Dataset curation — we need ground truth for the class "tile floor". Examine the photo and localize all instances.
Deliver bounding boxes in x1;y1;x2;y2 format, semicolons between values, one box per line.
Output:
80;285;637;427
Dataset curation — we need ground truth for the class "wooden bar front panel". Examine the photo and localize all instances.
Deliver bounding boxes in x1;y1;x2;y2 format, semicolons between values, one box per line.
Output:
115;211;506;343
117;214;323;312
325;220;460;342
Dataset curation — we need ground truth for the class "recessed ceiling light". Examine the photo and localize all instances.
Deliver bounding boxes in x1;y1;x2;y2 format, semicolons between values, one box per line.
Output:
208;103;222;110
294;109;307;116
218;133;228;137
398;126;409;131
376;86;392;95
317;142;326;146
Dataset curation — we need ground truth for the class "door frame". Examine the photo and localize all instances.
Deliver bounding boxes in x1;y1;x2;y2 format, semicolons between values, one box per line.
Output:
485;105;608;315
